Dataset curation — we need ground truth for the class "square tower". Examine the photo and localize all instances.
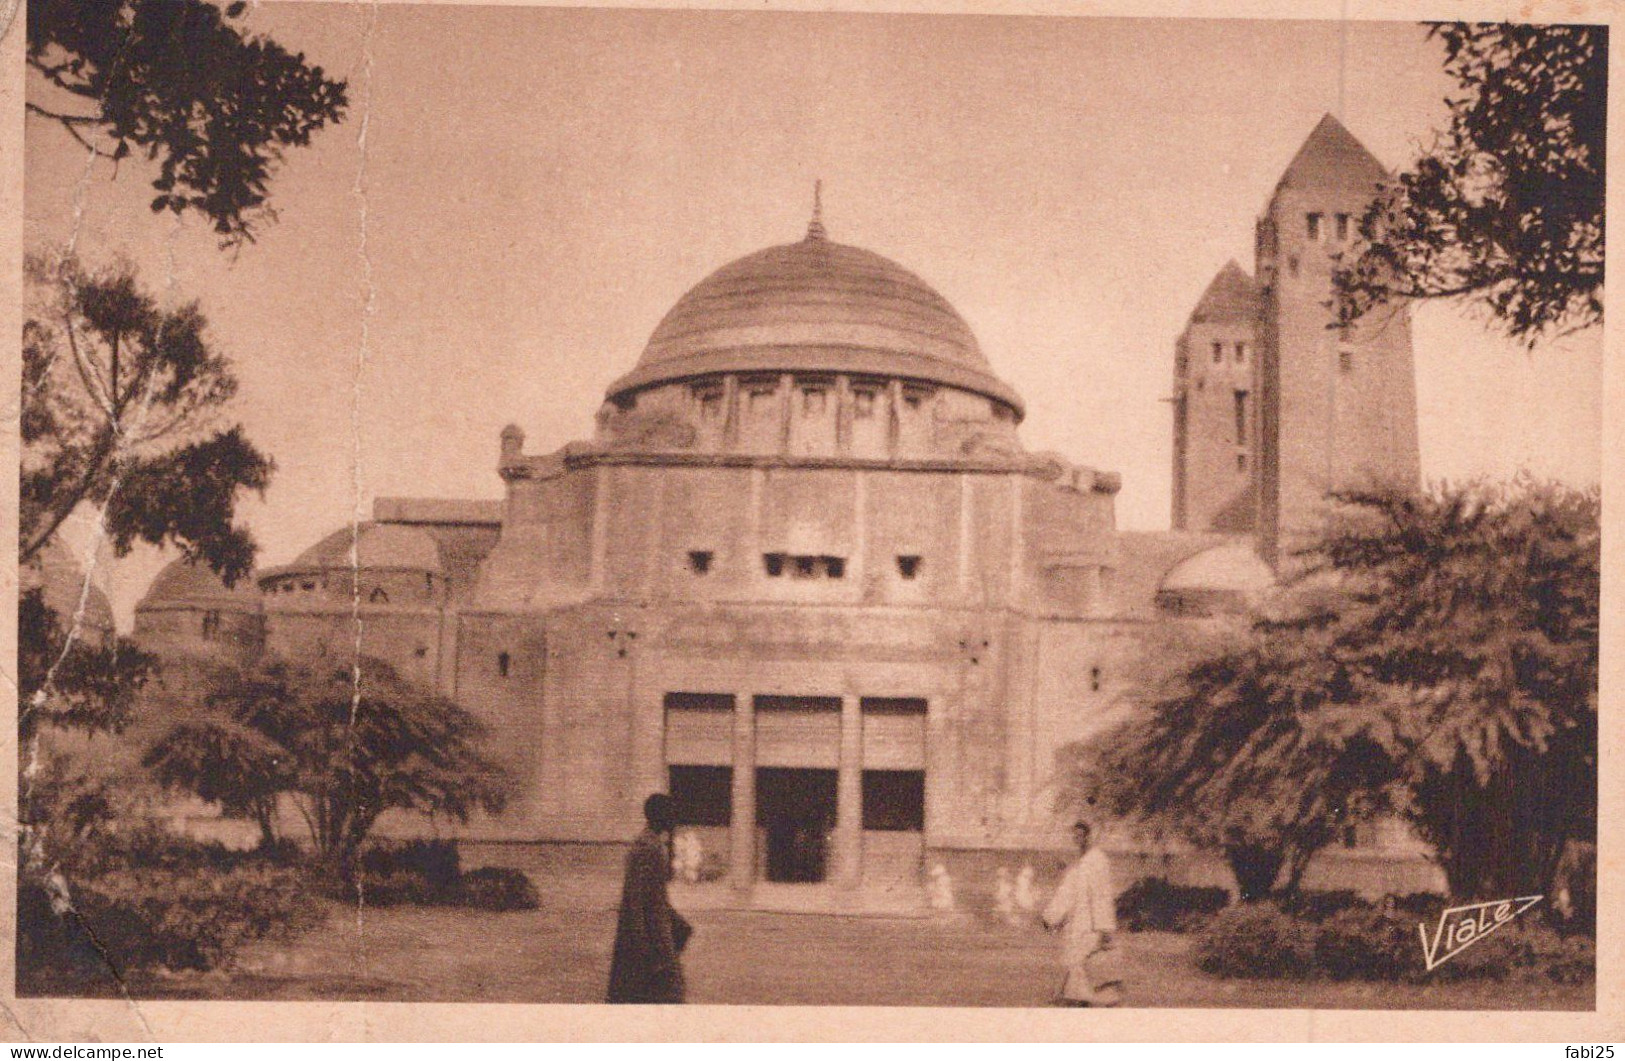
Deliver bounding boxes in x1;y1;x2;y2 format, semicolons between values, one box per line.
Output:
1172;260;1261;533
1253;114;1421;565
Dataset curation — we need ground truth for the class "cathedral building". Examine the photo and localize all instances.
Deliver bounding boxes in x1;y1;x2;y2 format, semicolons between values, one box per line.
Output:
133;115;1427;895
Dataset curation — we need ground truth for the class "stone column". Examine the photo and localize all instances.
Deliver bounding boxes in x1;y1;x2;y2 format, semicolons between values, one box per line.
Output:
729;694;756;891
835;694;864;888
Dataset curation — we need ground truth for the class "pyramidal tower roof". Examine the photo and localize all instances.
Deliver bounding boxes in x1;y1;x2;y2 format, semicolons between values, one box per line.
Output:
1188;260;1259;324
1271;113;1390;200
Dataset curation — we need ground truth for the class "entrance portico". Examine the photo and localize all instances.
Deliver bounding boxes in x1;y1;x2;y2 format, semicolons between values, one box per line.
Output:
663;691;925;896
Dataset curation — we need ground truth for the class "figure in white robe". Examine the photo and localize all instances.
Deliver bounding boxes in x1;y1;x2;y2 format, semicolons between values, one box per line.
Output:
1041;821;1120;1006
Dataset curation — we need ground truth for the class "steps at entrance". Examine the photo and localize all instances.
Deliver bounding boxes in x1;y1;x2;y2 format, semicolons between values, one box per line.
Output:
672;881;930;918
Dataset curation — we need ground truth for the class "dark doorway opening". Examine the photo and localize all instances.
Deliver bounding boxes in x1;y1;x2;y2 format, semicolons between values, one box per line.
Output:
668;765;732;827
755;767;836;883
863;769;925;831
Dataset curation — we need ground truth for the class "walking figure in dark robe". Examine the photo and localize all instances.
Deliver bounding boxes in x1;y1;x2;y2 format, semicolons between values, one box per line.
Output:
607;793;693;1003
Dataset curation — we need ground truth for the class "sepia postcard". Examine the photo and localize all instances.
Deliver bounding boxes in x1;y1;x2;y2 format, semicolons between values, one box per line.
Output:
1;0;1620;1042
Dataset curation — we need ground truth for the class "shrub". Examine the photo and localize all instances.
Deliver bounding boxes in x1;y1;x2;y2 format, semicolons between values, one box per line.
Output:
1389;891;1448;920
19;860;321;983
1313;908;1415;981
359;839;461;892
1279;889;1369;923
459;867;540;911
1193;903;1315;979
1115;876;1231;932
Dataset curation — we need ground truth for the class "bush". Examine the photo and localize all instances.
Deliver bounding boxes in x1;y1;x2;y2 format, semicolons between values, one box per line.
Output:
1115;876;1231;932
359;839;460;891
1193;903;1315;978
19;860;321;983
1279;889;1369;923
459;867;540;911
1313;908;1414;981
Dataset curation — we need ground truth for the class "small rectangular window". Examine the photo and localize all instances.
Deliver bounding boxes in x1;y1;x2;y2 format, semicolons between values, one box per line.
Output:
1336;213;1351;241
824;556;846;579
1211;341;1223;364
688;550;713;575
1234;342;1246;363
792;555;818;579
763;553;785;578
897;555;922;580
1307;212;1322;241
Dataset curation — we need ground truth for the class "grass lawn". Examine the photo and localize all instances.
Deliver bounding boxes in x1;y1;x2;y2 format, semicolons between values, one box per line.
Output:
54;850;1590;1009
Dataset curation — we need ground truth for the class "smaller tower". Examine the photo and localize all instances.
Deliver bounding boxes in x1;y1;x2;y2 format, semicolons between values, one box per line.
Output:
1172;261;1261;533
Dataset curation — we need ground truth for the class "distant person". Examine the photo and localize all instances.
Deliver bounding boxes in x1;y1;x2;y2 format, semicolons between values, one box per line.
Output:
1041;820;1121;1007
607;793;693;1004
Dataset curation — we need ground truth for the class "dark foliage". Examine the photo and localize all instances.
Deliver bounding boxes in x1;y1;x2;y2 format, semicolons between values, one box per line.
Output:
27;0;348;245
332;842;537;910
16;821;317;989
21;255;273;584
1114;876;1231;932
1336;24;1605;340
1193;904;1316;979
18;587;155;744
1277;889;1369;923
459;867;542;911
144;656;511;869
1193;900;1593;984
1312;907;1415;981
1309;482;1599;902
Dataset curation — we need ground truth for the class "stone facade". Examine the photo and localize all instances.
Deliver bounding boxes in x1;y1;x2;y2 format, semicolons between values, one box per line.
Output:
133;115;1429;893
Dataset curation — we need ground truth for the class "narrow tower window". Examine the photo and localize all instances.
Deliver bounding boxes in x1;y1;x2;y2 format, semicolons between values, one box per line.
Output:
1089;666;1102;692
1211;341;1223;364
1234;342;1247;363
1307;212;1323;241
1335;213;1351;241
1233;390;1249;446
497;652;511;678
1339;347;1355;373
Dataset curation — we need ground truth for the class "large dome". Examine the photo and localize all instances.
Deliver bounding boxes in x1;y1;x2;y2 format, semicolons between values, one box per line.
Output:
605;228;1024;416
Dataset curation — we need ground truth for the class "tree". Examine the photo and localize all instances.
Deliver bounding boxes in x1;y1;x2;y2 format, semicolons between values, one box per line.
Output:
1067;479;1598;905
1335;23;1605;341
21;253;273;585
1062;611;1396;902
1310;481;1598;900
26;0;348;246
144;656;511;867
17;587;154;746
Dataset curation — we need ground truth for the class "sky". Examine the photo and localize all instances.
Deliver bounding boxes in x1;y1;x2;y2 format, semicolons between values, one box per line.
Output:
23;5;1605;627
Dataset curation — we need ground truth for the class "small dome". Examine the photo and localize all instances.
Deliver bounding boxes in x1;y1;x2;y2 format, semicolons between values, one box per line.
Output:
139;558;260;611
606;231;1024;416
288;522;443;574
22;540;116;636
1159;541;1275;596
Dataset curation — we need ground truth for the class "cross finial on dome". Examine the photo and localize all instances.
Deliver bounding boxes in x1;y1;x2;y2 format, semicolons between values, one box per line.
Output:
806;178;827;241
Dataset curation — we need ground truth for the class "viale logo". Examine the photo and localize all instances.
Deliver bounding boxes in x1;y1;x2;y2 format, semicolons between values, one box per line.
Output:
1419;896;1543;971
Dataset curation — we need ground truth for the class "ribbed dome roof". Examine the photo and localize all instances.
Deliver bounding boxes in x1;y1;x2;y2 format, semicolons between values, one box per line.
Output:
140;558;259;610
606;231;1024;416
287;522;442;573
